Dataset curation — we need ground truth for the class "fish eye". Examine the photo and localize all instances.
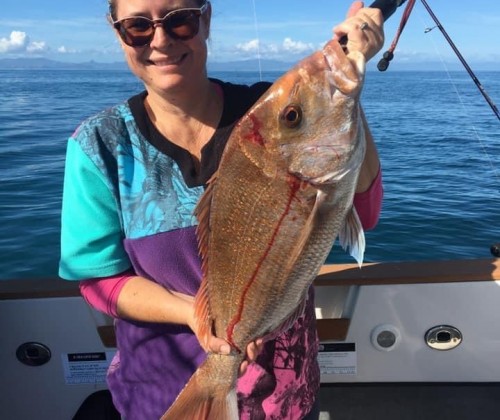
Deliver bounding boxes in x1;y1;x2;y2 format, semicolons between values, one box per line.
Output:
280;104;303;129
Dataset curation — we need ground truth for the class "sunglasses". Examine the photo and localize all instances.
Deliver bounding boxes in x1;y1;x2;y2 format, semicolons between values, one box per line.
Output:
112;1;208;47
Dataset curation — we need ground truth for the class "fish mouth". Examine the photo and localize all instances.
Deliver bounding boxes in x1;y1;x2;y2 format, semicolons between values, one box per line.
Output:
321;39;365;97
298;160;358;186
307;164;356;185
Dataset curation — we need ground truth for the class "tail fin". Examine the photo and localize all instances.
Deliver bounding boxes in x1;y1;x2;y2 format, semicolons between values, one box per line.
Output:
160;354;240;420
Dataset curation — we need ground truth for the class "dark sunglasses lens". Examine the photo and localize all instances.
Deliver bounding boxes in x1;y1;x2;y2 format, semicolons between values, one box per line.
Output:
119;18;154;46
164;10;200;40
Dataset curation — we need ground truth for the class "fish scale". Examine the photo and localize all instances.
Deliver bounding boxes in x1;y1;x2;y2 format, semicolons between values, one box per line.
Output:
208;156;313;346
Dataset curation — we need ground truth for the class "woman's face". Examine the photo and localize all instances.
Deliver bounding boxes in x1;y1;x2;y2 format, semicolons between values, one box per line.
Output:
112;0;210;96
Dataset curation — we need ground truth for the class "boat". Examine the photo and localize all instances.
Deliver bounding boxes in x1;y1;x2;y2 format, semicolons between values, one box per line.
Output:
2;1;499;419
2;257;500;419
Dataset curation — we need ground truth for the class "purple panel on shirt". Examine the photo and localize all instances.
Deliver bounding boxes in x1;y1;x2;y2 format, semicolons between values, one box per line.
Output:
108;228;206;418
124;227;202;295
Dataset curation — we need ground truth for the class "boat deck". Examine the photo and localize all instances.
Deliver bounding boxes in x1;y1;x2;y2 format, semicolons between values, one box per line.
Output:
318;383;500;420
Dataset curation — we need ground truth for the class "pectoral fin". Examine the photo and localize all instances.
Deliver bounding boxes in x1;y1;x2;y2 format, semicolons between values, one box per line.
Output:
339;207;365;267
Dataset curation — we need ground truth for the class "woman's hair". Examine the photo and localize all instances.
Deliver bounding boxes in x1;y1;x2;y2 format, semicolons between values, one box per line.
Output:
108;1;117;21
108;0;206;21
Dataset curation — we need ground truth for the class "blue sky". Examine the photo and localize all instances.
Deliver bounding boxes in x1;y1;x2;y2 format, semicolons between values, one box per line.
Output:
1;0;499;68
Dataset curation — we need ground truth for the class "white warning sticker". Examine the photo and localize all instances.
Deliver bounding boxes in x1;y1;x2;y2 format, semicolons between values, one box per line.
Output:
318;343;357;375
61;352;115;385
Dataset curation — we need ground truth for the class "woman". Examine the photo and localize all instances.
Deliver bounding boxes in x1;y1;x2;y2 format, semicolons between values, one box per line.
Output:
59;0;384;418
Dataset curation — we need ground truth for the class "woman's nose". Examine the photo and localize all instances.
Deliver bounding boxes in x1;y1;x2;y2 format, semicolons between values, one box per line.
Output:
149;23;173;48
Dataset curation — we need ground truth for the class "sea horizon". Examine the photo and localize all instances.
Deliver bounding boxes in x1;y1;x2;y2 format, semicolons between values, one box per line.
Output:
1;56;499;73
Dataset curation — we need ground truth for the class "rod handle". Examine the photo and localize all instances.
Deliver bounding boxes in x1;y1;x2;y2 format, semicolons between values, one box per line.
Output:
369;0;407;22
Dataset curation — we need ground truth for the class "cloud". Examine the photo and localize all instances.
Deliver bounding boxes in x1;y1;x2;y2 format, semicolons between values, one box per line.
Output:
282;38;315;54
27;41;48;53
0;30;49;55
236;39;260;53
233;37;316;59
57;45;78;54
0;31;29;53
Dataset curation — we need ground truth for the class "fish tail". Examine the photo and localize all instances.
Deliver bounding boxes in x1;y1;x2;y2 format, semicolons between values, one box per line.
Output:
161;354;239;420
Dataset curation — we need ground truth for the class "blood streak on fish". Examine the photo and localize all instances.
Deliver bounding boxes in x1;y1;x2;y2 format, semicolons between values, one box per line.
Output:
244;114;265;145
225;175;303;349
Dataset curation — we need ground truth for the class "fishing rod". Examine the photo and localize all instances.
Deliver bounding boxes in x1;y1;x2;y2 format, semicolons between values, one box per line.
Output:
369;0;408;20
372;0;499;121
420;0;500;121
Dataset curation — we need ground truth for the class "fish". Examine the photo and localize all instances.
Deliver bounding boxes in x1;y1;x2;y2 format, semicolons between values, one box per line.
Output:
161;38;367;420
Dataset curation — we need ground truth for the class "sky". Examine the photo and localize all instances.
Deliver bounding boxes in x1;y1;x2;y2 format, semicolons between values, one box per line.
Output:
1;0;499;69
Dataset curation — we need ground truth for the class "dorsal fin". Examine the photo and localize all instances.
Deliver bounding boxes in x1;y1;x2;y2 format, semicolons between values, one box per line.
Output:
193;174;218;349
194;174;216;267
193;275;212;350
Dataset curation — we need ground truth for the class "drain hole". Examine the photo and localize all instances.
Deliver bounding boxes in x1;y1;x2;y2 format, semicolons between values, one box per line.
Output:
436;331;451;342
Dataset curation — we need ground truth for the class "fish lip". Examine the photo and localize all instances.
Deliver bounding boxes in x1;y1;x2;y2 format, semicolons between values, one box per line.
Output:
322;50;333;73
309;166;354;185
295;165;355;186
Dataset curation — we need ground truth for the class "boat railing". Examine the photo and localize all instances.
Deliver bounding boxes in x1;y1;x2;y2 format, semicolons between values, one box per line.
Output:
1;258;498;346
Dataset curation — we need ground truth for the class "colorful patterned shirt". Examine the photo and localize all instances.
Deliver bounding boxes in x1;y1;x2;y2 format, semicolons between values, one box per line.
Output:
60;80;321;419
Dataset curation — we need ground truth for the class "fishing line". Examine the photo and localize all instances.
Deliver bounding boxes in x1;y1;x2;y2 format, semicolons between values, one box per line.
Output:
251;0;263;81
415;5;500;186
420;0;500;121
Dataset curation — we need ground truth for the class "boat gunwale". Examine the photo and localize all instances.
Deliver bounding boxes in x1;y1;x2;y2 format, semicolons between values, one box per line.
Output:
1;258;498;300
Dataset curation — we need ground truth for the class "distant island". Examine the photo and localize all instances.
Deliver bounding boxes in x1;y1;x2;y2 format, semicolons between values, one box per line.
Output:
0;57;292;72
0;57;498;72
0;57;128;70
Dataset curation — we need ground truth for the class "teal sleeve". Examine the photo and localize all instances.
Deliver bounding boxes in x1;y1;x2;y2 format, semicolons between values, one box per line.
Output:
59;139;131;280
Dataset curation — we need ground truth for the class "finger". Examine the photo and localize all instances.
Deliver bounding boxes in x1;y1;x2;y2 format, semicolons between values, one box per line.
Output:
363;8;384;27
239;359;249;376
246;338;265;361
346;1;364;18
334;7;383;40
333;16;368;41
333;1;364;40
255;338;264;352
356;12;385;53
207;336;231;355
246;342;257;361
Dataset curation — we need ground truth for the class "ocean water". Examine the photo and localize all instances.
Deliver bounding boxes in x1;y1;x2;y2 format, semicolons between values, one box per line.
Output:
0;68;499;279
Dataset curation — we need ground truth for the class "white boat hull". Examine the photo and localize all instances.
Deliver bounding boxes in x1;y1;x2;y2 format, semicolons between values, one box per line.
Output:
1;258;499;418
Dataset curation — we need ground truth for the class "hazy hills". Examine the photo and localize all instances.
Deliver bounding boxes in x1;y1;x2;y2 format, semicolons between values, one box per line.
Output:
0;57;291;72
0;57;498;72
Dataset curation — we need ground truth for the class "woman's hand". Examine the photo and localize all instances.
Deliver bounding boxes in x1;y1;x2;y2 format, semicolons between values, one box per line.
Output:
238;338;264;376
201;334;264;375
183;294;264;375
116;279;265;374
333;1;384;62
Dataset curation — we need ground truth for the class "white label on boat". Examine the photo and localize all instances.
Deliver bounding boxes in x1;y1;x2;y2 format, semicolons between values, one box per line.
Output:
318;342;357;375
61;351;115;385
